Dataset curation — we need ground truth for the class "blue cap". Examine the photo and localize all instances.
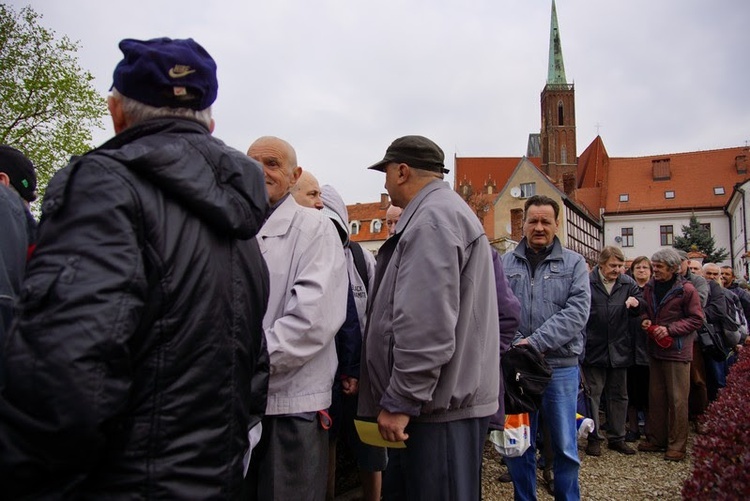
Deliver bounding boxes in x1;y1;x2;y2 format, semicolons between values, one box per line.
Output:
113;37;218;110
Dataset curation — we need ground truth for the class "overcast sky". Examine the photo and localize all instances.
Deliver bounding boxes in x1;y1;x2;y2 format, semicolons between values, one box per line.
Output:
11;0;750;205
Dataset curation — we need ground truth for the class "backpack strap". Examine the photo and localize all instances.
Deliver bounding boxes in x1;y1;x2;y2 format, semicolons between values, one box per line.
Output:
350;241;369;294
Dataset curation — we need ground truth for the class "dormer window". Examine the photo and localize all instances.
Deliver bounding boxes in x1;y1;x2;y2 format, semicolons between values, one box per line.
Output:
652;158;671;181
665;190;675;199
713;186;725;195
619;194;629;202
350;221;360;235
371;219;383;234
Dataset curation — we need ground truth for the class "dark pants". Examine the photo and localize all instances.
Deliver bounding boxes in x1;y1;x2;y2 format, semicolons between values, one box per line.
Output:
583;365;629;443
383;416;489;501
245;414;328;501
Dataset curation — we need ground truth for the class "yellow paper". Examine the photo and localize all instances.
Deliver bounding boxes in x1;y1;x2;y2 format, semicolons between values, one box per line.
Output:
354;419;407;449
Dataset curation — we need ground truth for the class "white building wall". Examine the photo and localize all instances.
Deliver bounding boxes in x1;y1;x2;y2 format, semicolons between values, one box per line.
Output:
603;210;731;264
726;180;750;279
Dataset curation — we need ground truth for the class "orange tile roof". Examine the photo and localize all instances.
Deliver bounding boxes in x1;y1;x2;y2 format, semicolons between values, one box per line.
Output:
347;200;390;243
603;146;750;214
454;156;541;196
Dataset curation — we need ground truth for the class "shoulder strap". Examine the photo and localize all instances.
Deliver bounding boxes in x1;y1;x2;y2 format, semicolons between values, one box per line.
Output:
350;241;369;294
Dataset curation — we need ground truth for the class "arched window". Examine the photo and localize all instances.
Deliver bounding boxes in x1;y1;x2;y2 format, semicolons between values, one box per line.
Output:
557;100;564;126
370;219;383;234
560;145;567;164
350;221;360;235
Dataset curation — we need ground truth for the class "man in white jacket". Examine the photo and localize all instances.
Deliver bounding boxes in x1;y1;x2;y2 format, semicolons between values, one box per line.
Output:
245;136;348;500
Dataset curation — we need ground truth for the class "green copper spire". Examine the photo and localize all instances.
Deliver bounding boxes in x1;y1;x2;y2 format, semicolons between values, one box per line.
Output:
547;0;567;85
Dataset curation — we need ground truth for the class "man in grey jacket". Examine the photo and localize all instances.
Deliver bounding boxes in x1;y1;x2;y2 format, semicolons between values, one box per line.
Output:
501;195;591;501
360;135;499;500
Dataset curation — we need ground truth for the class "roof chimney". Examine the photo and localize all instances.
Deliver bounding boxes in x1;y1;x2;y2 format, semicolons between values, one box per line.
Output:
380;193;390;209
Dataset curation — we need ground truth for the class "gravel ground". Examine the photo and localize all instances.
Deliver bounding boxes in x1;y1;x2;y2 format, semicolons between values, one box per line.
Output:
482;432;695;500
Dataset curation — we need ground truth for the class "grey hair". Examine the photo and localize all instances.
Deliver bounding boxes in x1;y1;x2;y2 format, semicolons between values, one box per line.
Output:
111;88;212;129
651;248;682;272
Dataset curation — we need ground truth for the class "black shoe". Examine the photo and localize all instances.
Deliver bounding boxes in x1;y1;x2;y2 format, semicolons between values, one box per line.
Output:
609;441;636;455
498;471;512;483
625;431;640;443
585;440;602;457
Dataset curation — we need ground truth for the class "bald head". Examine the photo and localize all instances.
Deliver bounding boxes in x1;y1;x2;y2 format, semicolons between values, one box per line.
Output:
385;204;403;237
292;170;323;210
247;136;301;205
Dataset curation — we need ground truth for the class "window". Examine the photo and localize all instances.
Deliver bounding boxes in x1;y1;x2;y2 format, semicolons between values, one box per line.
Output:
560;145;567;164
700;223;711;236
350;221;360;236
619;194;629;202
660;225;674;246
665;190;675;199
652;158;671;180
371;219;382;234
520;182;536;198
621;227;634;247
714;186;725;195
557;101;564;126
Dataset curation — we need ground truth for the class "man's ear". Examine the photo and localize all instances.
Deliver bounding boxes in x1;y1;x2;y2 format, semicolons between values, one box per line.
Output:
108;95;128;134
397;163;410;185
290;166;302;185
0;171;10;187
208;118;215;134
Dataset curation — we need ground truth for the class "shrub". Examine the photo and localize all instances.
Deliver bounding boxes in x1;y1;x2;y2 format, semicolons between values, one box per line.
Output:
683;347;750;499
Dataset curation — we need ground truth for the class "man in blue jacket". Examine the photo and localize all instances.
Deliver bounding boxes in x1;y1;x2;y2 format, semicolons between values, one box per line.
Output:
502;195;591;501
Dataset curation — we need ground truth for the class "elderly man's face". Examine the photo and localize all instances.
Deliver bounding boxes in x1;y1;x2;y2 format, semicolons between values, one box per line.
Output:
523;204;558;251
385;205;402;237
721;268;734;287
292;172;323;210
688;261;703;276
652;261;675;282
704;265;721;283
248;138;300;205
601;256;625;282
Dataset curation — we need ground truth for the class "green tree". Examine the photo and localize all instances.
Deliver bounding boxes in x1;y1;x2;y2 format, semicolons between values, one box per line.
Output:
0;4;107;202
673;214;728;263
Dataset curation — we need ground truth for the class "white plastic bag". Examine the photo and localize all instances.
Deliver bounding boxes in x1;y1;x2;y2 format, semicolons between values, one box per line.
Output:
490;413;531;458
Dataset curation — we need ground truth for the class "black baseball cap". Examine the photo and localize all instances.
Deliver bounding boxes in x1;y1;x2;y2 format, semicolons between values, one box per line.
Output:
0;145;37;202
367;135;449;174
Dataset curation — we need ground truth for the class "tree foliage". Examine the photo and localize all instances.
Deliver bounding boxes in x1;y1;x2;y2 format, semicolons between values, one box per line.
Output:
673;214;728;263
0;4;107;201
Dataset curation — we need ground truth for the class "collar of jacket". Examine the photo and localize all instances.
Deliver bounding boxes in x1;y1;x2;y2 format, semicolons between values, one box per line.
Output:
513;236;563;262
258;194;299;238
391;179;448;236
96;117;209;152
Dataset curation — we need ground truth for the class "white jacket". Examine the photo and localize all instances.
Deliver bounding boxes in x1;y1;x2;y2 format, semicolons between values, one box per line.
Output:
257;195;348;414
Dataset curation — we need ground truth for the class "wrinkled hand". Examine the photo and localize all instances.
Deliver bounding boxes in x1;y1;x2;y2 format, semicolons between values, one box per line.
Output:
651;325;669;341
341;377;359;396
377;410;410;442
625;296;639;309
641;319;652;330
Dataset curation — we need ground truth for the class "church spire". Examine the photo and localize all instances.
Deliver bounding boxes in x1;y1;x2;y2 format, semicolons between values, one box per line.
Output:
547;0;567;85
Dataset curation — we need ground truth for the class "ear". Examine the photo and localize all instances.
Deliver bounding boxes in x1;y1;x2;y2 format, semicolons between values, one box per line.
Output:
208;118;215;134
0;172;10;187
290;165;302;185
397;163;410;185
108;95;128;134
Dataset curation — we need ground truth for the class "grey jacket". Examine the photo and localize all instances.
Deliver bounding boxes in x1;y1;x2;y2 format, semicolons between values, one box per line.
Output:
501;237;591;368
358;181;500;423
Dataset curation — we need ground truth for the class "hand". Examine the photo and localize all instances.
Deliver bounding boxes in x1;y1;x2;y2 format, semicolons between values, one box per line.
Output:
641;319;652;330
341;377;359;396
515;338;530;346
377;409;410;442
625;296;639;309
652;325;669;340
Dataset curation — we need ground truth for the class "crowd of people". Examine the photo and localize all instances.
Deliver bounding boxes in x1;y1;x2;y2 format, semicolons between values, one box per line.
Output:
0;36;747;501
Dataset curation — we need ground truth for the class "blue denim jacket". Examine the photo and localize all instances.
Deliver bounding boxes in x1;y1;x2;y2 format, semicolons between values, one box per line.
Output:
501;237;591;368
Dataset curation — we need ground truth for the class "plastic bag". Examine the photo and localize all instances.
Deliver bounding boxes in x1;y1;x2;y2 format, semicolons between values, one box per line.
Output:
490;413;531;458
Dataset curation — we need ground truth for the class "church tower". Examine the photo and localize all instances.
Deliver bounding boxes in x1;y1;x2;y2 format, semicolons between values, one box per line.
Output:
540;0;577;193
